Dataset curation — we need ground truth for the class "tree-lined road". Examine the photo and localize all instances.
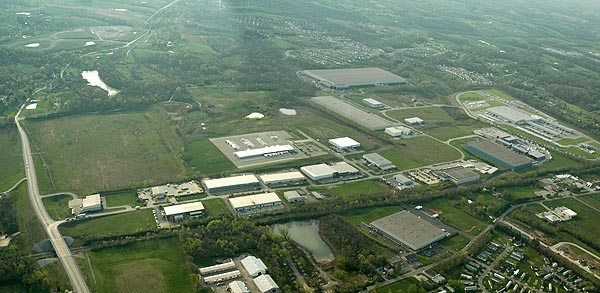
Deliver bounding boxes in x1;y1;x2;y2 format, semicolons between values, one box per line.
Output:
15;105;90;293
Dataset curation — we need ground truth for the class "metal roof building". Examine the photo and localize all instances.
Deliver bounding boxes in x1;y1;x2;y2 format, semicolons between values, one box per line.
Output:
329;137;361;151
82;194;102;212
283;190;305;203
163;201;205;222
371;210;450;251
362;98;385;109
435;166;480;185
311;96;394;130
228;281;250;293
253;274;280;293
203;174;261;195
234;144;295;159
466;140;533;171
228;193;283;214
363;153;396;171
258;171;307;187
385;126;412;137
203;270;241;284
404;117;424;125
240;255;268;277
303;67;407;89
199;260;236;275
486;106;541;124
300;162;360;182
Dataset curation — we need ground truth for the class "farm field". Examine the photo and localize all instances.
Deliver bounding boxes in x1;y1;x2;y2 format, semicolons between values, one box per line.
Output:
25;108;188;195
202;198;230;217
0;127;23;192
80;238;194;293
42;194;72;220
60;209;156;239
387;106;486;141
426;198;488;236
580;193;600;210
379;136;462;170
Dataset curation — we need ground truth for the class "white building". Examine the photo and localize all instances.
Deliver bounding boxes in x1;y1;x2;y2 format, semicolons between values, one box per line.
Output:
234;144;295;159
283;190;305;204
328;137;361;152
363;153;396;171
404;117;424;125
203;174;261;195
253;274;280;293
228;193;283;214
228;281;250;293
163;201;205;222
82;194;102;212
203;270;241;284
258;171;307;187
300;162;360;182
199;260;236;275
241;255;268;277
385;126;412;137
362;98;385;109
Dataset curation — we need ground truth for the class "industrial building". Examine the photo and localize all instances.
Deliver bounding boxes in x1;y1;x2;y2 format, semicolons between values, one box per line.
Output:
228;281;250;293
303;67;407;89
385;126;412;137
363;153;396;171
393;174;414;186
362;98;385;109
283;190;305;204
466;141;533;171
228;192;283;214
203;270;241;284
234;144;295;159
537;206;577;222
486;106;540;124
434;166;480;185
329;137;361;152
258;171;307;188
199;260;236;275
300;162;360;183
203;174;261;195
81;194;102;212
370;210;450;251
404;117;424;125
241;255;268;277
311;96;394;130
162;201;205;222
146;181;203;201
253;274;280;293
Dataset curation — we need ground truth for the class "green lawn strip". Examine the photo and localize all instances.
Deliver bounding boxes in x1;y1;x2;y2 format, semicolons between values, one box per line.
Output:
326;180;390;198
103;191;141;208
12;184;47;252
202;198;229;217
439;234;470;252
378;277;425;292
0;127;24;191
42;194;72;220
60;210;156;239
341;205;405;225
426;199;488;236
579;193;600;210
84;238;195;293
557;136;592;146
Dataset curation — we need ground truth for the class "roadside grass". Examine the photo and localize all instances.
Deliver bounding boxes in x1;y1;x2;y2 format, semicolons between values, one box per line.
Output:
60;210;156;239
12;184;47;252
104;191;140;208
81;238;194;293
42;194;72;220
25;108;188;195
341;205;404;225
202;198;229;217
0;127;23;192
377;277;424;292
325;180;390;198
379;136;462;170
426;199;488;236
439;234;470;252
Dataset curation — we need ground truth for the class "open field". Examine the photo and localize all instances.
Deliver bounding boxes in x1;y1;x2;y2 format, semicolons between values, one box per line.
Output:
202;198;229;217
379;136;462;170
60;209;156;239
185;139;239;176
104;191;140;208
80;238;194;293
545;198;600;246
387;106;486;141
497;186;538;201
26;108;188;195
11;184;47;252
341;205;404;225
557;137;592;146
439;234;470;252
0;127;24;192
580;193;600;210
323;180;390;198
377;277;424;292
426;198;488;236
42;194;72;220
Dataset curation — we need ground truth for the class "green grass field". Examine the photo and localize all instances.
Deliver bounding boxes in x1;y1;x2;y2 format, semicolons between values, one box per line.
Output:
81;238;194;293
557;137;592;146
545;198;600;246
426;199;488;236
497;186;538;201
26;108;188;195
202;198;230;217
439;234;470;252
42;194;73;220
485;89;516;100
0;127;24;192
377;277;424;293
580;193;600;210
11;184;47;252
185;139;237;176
379;136;462;170
325;180;390;198
104;191;140;208
341;205;404;225
387;106;486;141
60;210;156;239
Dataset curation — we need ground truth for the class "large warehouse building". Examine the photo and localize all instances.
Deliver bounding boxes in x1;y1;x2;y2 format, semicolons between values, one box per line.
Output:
466;140;533;171
486;106;541;124
258;171;307;188
363;153;396;171
311;96;394;130
434;166;480;185
163;201;205;222
300;162;360;183
203;174;261;195
234;144;295;159
370;210;450;251
303;67;407;89
228;192;283;214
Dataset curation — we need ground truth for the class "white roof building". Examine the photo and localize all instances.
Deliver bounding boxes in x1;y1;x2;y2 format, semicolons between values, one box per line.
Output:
163;201;205;217
228;281;250;293
203;174;260;191
199;260;236;275
253;274;280;293
241;255;268;277
300;162;360;182
234;145;295;159
228;193;283;213
404;117;424;125
328;137;361;151
203;270;241;284
258;171;306;186
362;98;385;109
487;106;540;124
363;153;395;171
82;194;102;212
385;126;412;137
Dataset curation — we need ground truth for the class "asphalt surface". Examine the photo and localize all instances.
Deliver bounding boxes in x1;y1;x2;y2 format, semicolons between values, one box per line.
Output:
15;105;91;293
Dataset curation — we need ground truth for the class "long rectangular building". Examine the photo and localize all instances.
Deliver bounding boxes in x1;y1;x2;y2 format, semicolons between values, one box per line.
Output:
371;210;450;251
228;192;284;214
234;144;295;159
163;201;205;222
311;96;394;130
363;153;396;171
300;162;360;182
466;140;533;171
303;67;407;89
258;171;307;188
203;174;261;195
435;166;480;185
199;260;236;275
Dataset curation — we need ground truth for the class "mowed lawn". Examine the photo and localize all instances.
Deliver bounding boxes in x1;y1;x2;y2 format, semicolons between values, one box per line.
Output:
379;136;461;170
326;180;390;198
60;210;156;238
202;198;230;217
104;191;140;208
0;127;23;191
84;238;194;293
185;139;237;176
387;106;486;141
42;194;73;220
25;108;188;195
342;205;404;225
426;199;488;236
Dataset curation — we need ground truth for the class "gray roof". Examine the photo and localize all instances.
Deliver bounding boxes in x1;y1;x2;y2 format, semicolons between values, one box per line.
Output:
311;96;394;130
438;166;479;181
303;67;406;87
371;210;449;250
363;153;395;170
487;106;538;123
467;140;532;169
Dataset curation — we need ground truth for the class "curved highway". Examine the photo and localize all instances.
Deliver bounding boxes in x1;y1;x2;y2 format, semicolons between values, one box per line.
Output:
15;105;91;293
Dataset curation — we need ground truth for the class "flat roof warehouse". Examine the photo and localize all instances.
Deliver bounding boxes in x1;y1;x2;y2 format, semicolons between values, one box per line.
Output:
303;67;407;89
371;210;450;251
311;96;394;130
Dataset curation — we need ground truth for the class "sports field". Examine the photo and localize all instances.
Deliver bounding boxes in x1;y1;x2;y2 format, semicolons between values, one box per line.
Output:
25;108;188;195
60;210;156;239
379;136;462;170
81;238;194;293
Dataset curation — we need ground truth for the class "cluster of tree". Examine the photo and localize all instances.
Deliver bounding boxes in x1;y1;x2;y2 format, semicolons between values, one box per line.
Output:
0;196;18;235
319;215;387;292
0;244;51;290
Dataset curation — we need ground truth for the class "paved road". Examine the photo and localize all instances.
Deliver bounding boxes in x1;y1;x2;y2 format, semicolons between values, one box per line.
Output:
15;105;90;293
1;177;27;194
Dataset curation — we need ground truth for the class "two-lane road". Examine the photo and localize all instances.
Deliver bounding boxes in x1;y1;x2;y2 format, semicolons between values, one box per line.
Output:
15;105;90;293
